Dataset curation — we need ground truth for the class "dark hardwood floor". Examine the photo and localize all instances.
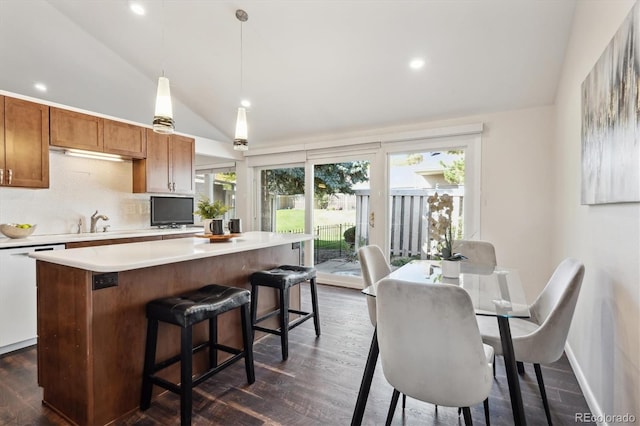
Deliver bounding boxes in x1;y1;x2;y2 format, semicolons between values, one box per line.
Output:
0;284;594;425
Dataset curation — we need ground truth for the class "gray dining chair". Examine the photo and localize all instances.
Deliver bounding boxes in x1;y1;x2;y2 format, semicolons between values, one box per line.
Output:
376;278;493;425
452;239;497;270
358;245;413;409
357;245;392;326
476;257;585;425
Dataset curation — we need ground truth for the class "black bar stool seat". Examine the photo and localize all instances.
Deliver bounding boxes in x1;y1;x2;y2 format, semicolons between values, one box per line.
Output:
140;284;255;426
250;265;320;361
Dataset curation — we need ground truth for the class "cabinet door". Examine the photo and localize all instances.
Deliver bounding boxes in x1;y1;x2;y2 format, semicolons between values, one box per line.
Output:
170;135;195;195
3;97;50;188
141;129;172;193
103;119;146;158
50;108;103;151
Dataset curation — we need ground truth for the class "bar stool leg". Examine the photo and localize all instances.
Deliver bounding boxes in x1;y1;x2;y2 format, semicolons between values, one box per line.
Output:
250;284;259;339
280;286;290;361
240;303;255;383
309;277;321;336
140;318;158;410
180;325;193;426
209;317;218;368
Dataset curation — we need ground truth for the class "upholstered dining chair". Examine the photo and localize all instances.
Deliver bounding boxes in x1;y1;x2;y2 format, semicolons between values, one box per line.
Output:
358;245;414;409
357;245;392;326
452;240;497;270
476;257;585;426
376;278;494;425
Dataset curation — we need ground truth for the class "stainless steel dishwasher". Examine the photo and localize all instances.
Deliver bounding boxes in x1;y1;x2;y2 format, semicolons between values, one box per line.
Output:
0;243;65;355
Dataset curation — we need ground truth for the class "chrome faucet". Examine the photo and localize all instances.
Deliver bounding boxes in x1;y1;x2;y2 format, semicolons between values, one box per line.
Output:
90;210;109;233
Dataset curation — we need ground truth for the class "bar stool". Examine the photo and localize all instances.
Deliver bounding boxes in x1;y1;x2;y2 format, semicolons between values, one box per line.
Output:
140;284;255;426
249;265;320;361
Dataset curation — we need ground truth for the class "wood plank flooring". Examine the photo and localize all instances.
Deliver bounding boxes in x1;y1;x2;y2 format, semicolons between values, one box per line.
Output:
0;284;594;425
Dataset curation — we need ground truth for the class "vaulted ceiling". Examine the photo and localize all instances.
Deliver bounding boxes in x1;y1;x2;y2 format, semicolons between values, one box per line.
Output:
0;0;576;150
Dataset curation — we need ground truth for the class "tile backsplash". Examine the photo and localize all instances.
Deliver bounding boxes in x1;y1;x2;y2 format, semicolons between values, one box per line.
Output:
0;151;151;235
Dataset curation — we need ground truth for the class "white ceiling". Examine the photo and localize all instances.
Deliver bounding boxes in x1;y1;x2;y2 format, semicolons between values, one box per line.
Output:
0;0;576;150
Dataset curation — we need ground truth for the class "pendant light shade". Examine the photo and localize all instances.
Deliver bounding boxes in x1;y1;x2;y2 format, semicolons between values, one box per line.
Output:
234;106;248;151
153;76;175;134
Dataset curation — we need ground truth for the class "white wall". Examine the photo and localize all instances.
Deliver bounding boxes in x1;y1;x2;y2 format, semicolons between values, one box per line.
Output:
553;0;639;420
0;152;150;234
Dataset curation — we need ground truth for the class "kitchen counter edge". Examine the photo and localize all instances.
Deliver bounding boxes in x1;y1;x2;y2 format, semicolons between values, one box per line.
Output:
29;231;313;273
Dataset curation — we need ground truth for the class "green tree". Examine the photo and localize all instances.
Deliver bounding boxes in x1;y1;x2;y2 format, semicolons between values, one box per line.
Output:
265;162;369;198
440;151;465;184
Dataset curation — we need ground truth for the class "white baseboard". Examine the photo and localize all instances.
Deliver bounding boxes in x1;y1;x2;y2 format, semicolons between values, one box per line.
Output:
0;338;37;356
565;343;608;426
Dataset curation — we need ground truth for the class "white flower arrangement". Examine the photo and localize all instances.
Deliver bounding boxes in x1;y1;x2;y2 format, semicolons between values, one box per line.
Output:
423;192;465;261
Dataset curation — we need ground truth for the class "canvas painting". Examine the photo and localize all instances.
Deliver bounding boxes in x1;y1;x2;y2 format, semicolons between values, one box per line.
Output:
581;2;640;204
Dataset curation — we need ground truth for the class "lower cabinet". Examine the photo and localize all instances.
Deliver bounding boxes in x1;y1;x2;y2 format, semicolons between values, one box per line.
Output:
66;236;162;249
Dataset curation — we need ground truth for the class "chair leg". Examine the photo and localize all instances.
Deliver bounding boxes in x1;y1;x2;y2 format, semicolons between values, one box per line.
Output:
250;284;259;340
280;286;290;361
493;354;496;377
309;278;321;336
240;303;255;384
402;393;406;409
209;317;218;368
462;407;472;425
517;361;525;375
483;398;490;426
385;389;400;426
534;363;553;426
180;325;193;426
140;318;158;410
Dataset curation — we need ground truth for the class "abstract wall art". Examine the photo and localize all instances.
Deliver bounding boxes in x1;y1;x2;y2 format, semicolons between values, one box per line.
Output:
581;2;640;204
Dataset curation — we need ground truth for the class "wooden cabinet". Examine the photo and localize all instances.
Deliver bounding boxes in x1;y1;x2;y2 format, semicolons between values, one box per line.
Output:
66;235;162;249
50;108;103;151
0;96;50;188
50;108;146;159
103;119;146;158
133;130;194;195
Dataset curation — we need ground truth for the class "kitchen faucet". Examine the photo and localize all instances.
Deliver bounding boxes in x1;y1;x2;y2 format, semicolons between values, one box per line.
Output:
90;210;109;233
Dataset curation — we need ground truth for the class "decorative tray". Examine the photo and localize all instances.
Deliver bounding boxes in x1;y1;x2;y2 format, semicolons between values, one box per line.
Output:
195;233;242;243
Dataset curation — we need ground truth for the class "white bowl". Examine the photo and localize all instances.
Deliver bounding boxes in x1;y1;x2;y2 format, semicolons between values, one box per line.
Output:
0;223;37;239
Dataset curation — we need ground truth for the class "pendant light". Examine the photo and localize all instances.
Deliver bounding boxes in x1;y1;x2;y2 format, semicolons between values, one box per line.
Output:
234;9;249;151
153;1;175;134
153;75;174;134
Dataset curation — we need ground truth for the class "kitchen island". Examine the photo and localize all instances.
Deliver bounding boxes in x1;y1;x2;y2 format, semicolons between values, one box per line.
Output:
30;231;313;426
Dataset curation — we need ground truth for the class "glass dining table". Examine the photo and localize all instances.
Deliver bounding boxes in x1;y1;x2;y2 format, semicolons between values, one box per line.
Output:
351;260;531;426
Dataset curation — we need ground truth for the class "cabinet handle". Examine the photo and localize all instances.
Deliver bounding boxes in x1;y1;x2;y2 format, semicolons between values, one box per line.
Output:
168;182;172;191
7;169;12;185
0;169;3;185
172;182;176;192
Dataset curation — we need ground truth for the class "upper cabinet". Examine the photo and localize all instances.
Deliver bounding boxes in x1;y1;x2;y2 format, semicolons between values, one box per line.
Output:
50;108;102;151
132;130;194;195
0;96;50;188
103;119;146;158
50;108;146;159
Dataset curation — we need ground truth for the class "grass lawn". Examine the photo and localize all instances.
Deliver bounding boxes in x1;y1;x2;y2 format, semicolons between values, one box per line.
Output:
275;209;356;232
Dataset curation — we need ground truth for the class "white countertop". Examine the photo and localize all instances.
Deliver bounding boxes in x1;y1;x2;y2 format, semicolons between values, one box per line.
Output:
29;231;313;273
0;227;200;249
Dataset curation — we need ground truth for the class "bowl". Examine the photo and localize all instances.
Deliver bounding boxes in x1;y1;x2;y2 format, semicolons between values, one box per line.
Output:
0;223;37;239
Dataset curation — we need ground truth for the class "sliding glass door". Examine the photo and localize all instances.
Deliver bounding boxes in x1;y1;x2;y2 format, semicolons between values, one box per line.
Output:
310;159;371;286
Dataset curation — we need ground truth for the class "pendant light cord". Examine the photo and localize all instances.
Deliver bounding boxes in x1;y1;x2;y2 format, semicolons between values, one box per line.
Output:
239;19;244;95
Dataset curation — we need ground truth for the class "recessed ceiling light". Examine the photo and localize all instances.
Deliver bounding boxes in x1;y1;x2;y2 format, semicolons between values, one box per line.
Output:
409;58;425;70
241;99;251;108
129;2;145;16
34;82;47;92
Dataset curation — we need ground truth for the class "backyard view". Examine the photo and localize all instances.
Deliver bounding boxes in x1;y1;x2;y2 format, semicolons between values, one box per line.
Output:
258;151;465;281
